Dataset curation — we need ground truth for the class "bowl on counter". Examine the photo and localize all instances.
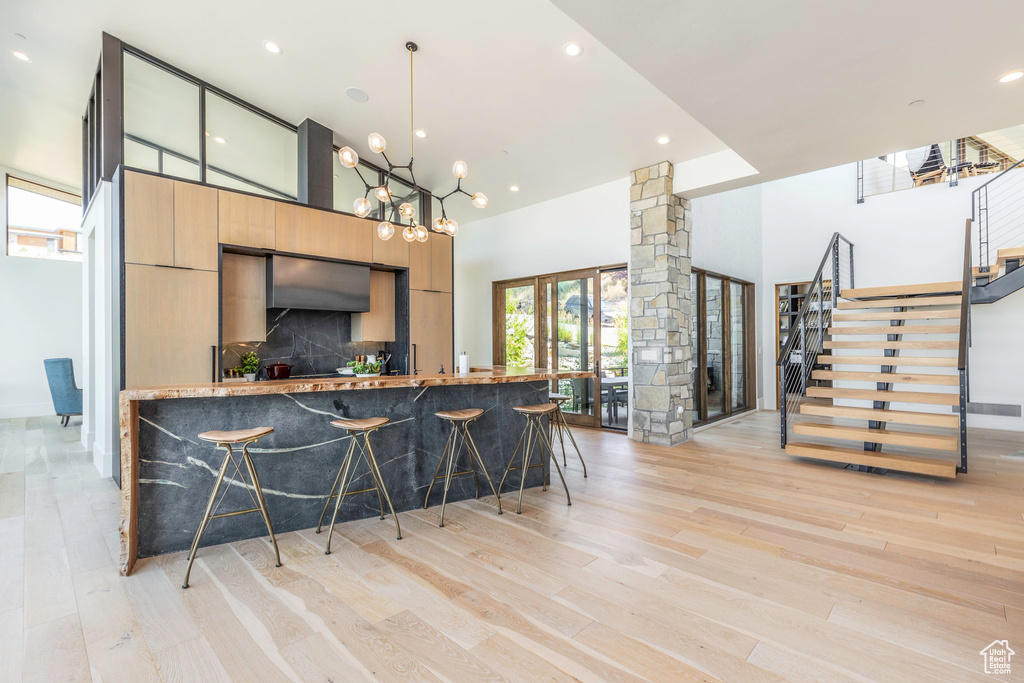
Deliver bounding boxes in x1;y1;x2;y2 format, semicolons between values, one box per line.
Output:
336;367;355;376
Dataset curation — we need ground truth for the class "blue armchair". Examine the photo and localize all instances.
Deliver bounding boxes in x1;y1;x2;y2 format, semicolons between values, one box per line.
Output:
44;358;83;427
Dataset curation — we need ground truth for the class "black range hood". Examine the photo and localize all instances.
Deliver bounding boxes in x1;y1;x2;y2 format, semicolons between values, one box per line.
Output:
266;255;371;312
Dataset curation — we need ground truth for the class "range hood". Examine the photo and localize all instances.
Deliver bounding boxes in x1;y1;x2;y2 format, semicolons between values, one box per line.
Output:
266;255;370;312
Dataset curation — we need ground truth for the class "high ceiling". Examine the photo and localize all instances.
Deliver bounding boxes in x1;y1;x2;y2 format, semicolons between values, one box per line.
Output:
552;0;1024;196
0;0;728;217
2;0;1024;215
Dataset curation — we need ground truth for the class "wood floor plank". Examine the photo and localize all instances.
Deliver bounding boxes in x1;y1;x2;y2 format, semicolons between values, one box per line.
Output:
377;610;511;682
0;608;23;683
22;613;90;683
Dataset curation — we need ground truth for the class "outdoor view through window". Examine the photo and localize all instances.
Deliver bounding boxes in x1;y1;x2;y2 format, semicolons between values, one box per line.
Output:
6;176;82;261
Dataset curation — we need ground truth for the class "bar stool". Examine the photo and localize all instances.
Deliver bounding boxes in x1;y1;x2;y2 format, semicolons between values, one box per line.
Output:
499;403;571;514
316;416;400;553
424;408;502;527
549;393;587;478
183;427;280;589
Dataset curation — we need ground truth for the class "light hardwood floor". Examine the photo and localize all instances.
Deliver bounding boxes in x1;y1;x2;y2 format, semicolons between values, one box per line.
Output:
2;411;1023;682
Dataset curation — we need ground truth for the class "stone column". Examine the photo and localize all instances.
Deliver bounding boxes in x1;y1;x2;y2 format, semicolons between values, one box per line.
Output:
629;161;693;445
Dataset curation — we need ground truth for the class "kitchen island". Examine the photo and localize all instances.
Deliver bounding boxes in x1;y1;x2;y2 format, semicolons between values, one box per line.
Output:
118;367;593;575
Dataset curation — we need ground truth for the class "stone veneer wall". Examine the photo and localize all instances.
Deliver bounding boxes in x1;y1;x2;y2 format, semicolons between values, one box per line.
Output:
629;161;694;445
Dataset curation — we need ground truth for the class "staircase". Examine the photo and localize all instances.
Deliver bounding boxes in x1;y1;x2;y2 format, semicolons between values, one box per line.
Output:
777;231;969;479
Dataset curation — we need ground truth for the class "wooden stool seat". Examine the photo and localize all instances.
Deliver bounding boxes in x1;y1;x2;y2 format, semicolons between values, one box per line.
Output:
434;408;484;421
197;427;273;444
330;417;389;431
513;403;557;415
549;393;571;402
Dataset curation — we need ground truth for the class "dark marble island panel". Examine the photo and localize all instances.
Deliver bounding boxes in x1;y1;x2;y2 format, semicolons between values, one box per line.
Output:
135;381;551;558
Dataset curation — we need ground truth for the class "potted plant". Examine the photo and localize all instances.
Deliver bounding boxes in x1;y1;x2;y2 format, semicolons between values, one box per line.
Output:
347;358;382;377
240;352;260;381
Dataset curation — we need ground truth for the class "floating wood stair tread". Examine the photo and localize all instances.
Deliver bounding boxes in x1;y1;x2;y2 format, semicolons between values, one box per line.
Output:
832;308;961;321
806;386;959;406
785;442;956;478
792;423;958;451
996;247;1024;266
836;295;961;310
800;403;959;428
810;369;958;386
840;281;962;299
816;354;958;368
827;325;959;335
824;340;958;350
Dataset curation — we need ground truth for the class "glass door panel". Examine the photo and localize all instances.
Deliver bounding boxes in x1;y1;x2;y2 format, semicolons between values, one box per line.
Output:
599;268;628;430
555;274;598;426
730;281;746;410
691;272;701;423
705;276;725;419
503;284;535;368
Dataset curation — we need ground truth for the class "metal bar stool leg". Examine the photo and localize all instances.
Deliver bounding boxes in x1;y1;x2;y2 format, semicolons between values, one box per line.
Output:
461;424;481;499
357;437;386;520
423;425;456;508
464;424;502;514
317;438;355;533
364;430;401;540
182;445;233;589
438;423;460;527
536;418;572;506
498;424;528;494
241;442;281;567
516;418;536;514
556;406;587;478
324;436;357;555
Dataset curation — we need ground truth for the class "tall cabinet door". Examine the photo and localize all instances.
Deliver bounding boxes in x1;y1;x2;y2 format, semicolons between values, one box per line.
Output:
125;264;219;389
410;290;453;374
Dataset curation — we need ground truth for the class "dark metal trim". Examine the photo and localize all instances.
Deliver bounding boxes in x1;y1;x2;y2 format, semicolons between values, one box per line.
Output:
100;33;124;182
298;118;334;209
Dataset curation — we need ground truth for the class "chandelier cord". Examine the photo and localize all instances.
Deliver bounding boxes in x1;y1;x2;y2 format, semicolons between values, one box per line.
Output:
409;46;414;160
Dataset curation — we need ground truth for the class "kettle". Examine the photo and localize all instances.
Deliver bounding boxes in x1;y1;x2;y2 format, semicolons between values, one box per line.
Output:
265;362;293;380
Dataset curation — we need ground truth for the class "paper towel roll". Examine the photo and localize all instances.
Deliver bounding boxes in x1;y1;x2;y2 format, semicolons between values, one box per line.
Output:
459;352;470;374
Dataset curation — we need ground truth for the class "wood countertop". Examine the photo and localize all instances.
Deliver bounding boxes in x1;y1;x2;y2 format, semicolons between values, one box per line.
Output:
120;366;594;401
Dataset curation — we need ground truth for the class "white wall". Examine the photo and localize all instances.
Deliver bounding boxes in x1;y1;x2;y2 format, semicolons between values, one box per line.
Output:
759;164;1023;431
0;164;83;420
454;177;630;364
690;184;765;405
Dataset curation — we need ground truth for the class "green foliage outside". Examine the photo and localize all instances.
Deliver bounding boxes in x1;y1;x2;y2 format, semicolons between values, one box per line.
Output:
557;325;573;345
505;298;530;367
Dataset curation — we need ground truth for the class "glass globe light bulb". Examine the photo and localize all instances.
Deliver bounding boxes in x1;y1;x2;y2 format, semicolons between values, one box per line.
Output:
367;132;386;154
471;192;488;209
414;224;429;242
353;197;371;218
337;146;359;169
432;217;444;232
374;185;391;202
446;219;459;237
402;225;417;242
377;221;394;241
452;160;468;179
398;202;415;219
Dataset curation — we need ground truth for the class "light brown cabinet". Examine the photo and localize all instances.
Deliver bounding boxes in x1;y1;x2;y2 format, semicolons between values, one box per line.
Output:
219;191;275;249
173;181;218;271
275;203;373;263
124;171;174;267
409;234;453;292
410;290;453;374
124;264;218;389
352;270;396;342
372;228;410;267
222;254;267;343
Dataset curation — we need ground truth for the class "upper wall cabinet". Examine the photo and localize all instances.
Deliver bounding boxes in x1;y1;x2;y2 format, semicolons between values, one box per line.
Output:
372;227;410;267
219;191;275;249
275;203;372;263
124;171;174;267
409;234;452;292
172;181;218;271
124;171;217;271
222;253;267;343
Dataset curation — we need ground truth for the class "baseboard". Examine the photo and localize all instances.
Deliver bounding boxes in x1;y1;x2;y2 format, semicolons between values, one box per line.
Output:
0;403;58;420
91;443;112;479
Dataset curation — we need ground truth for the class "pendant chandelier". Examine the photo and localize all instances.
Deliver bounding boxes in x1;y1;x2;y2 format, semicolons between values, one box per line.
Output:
336;42;487;243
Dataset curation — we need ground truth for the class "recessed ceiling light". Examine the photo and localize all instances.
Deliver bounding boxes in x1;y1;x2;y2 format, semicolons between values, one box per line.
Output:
509;185;519;192
656;135;671;145
415;129;427;139
999;70;1023;83
345;87;369;103
214;136;226;144
563;42;583;57
11;51;31;62
262;40;282;55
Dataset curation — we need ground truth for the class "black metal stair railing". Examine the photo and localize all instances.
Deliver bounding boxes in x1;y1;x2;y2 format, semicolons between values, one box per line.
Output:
972;157;1024;274
957;219;972;473
776;233;855;447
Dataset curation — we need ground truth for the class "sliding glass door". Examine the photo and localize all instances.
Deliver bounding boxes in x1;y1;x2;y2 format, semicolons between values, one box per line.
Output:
691;268;755;427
